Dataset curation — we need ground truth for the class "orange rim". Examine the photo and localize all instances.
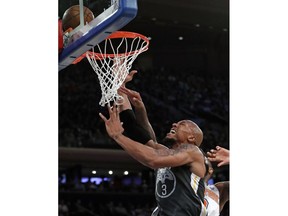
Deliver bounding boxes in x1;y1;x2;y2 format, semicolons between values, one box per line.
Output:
72;31;149;64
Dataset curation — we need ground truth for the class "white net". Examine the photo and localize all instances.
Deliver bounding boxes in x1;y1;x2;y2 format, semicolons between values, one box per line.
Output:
86;32;149;106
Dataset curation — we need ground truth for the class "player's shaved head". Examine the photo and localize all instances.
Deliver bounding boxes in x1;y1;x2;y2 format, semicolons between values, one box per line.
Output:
185;120;203;146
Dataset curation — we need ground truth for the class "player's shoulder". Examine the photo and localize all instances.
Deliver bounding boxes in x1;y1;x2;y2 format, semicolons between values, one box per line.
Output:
178;144;204;158
186;144;204;155
178;143;200;150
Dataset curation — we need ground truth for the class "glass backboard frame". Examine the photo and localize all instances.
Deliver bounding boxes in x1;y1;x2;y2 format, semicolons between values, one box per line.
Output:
58;0;138;71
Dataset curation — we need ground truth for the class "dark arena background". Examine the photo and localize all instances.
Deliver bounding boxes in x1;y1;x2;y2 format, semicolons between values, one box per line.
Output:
59;0;229;215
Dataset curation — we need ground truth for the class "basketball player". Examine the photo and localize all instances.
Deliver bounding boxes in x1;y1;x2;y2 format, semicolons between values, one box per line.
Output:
99;78;207;216
204;157;229;216
207;146;230;167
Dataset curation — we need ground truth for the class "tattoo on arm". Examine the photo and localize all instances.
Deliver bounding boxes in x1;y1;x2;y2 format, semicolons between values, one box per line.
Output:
155;144;191;156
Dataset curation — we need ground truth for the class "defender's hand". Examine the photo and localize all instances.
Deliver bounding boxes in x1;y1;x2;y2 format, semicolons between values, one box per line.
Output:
207;146;230;167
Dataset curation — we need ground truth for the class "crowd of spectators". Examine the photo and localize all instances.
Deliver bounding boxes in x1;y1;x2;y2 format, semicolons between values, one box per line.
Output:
60;197;229;216
59;198;156;216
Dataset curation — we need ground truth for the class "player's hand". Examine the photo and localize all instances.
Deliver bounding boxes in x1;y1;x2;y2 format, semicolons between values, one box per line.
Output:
123;70;137;86
117;69;137;99
207;146;230;167
118;86;143;108
99;103;124;140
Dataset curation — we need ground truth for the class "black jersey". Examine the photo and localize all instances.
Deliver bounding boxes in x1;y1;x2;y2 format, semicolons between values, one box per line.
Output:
152;165;207;216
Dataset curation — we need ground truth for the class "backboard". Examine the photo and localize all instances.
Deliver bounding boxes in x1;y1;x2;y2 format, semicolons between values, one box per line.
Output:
58;0;138;71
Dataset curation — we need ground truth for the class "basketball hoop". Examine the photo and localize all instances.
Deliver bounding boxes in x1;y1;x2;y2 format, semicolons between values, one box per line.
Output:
74;31;149;106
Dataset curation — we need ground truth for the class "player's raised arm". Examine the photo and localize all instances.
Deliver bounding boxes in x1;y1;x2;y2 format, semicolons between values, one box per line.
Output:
118;86;158;144
116;70;162;149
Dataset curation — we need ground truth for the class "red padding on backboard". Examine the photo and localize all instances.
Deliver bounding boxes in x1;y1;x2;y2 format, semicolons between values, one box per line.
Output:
58;19;64;53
